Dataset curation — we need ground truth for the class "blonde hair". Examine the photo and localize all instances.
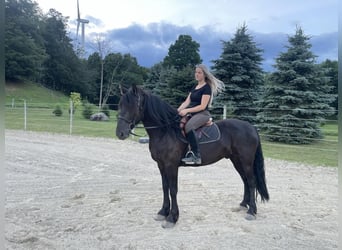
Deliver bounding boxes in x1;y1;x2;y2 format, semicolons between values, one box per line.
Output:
196;64;225;106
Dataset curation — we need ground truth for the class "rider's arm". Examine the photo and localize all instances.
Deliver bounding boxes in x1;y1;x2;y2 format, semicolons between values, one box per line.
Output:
178;94;210;116
177;93;191;112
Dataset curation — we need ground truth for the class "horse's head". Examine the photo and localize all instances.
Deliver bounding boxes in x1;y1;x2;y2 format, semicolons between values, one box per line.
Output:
116;85;145;140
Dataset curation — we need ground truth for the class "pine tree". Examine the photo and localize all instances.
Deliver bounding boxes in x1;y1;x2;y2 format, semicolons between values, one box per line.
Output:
319;59;338;116
257;27;335;144
144;63;164;92
144;64;176;103
211;24;264;123
166;65;196;107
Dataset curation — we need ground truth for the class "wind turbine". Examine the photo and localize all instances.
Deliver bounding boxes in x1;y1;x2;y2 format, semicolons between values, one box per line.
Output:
76;0;89;53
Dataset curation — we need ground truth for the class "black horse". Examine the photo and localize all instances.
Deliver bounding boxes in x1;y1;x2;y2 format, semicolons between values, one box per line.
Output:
116;85;269;228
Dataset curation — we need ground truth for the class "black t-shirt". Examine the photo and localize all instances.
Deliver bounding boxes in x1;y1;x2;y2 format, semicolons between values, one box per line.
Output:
189;83;212;110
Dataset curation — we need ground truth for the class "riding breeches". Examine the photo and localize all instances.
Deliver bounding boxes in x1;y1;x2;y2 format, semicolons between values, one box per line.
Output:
184;110;211;133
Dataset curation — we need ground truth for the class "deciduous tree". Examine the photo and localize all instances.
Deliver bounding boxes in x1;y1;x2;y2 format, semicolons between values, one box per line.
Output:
5;0;46;81
163;34;202;71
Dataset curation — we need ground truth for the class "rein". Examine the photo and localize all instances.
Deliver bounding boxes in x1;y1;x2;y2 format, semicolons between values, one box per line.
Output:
118;115;179;137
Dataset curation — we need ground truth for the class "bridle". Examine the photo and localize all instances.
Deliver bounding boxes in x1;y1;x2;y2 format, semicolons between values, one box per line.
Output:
117;91;144;135
117;115;136;131
117;93;161;136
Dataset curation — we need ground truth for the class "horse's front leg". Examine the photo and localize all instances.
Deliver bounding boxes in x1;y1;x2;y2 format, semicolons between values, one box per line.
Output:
161;165;179;228
154;167;170;221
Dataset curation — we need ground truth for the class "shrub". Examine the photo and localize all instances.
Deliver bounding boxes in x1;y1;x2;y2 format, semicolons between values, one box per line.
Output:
101;104;110;117
53;105;63;116
82;103;93;119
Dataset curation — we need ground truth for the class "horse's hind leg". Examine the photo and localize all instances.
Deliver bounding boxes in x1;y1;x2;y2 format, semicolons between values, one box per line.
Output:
230;159;249;208
245;172;257;220
240;179;250;209
231;159;257;220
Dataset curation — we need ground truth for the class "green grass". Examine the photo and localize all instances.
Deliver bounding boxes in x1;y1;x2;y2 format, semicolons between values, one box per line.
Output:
5;106;112;136
261;123;337;167
5;104;148;139
5;81;338;167
321;122;338;136
6;81;69;108
262;137;337;167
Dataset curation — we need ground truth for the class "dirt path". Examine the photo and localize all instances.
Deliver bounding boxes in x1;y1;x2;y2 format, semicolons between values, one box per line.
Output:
5;130;338;249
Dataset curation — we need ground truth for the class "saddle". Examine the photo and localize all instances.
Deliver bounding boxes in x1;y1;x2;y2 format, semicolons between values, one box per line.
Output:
180;116;221;144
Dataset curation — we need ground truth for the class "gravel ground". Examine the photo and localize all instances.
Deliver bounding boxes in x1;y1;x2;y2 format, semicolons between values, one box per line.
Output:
5;130;338;250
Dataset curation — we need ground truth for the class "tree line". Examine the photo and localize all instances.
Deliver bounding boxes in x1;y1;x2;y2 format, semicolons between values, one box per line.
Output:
5;0;337;144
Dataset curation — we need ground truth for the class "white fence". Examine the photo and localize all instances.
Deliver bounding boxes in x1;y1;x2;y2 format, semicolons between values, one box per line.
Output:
5;100;338;147
5;100;338;166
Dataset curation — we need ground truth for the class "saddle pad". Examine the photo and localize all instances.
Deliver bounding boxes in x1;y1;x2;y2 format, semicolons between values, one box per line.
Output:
196;123;221;144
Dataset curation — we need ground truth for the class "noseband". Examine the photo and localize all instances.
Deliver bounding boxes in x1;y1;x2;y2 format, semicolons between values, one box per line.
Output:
117;115;136;130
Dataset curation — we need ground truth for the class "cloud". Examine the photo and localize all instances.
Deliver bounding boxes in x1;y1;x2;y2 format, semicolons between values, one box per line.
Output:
311;33;338;61
84;22;337;72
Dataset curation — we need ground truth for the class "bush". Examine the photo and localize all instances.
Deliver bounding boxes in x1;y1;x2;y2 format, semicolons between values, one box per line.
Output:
53;105;63;116
101;104;110;117
82;103;93;119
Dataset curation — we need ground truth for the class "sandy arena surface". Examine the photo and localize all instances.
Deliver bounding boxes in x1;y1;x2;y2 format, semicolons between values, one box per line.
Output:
5;130;338;250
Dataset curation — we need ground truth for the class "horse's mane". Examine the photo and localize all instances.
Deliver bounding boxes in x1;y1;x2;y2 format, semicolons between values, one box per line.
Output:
140;88;181;133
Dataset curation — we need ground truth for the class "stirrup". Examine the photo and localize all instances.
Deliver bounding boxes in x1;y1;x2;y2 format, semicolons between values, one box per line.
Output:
182;151;201;165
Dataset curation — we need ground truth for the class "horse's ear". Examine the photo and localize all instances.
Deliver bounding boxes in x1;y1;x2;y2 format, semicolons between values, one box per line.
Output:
131;84;138;95
119;84;128;95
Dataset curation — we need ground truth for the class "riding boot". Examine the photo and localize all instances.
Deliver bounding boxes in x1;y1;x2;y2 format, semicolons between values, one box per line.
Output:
182;130;202;165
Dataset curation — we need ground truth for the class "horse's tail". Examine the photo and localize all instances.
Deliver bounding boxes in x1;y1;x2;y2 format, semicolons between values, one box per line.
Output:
254;140;269;202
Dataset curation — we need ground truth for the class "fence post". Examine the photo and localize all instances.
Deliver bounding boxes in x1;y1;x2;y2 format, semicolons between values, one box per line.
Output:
69;100;73;135
24;99;27;130
223;104;227;119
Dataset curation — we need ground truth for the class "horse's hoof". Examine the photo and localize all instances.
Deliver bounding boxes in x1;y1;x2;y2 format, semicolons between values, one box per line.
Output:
161;221;176;229
245;213;256;220
153;214;166;221
232;205;248;212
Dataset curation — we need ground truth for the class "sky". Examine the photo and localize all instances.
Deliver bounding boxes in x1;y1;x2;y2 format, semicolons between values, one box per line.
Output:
35;0;338;70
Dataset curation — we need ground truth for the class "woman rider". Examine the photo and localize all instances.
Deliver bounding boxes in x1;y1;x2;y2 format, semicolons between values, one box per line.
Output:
177;64;224;164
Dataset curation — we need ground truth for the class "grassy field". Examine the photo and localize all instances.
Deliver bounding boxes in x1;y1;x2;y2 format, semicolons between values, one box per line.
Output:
6;81;69;108
5;81;338;167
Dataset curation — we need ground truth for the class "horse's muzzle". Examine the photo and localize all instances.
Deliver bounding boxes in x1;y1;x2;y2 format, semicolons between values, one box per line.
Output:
116;126;130;140
116;130;129;140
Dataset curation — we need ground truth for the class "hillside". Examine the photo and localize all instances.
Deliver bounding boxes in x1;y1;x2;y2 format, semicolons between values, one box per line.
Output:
5;81;69;107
